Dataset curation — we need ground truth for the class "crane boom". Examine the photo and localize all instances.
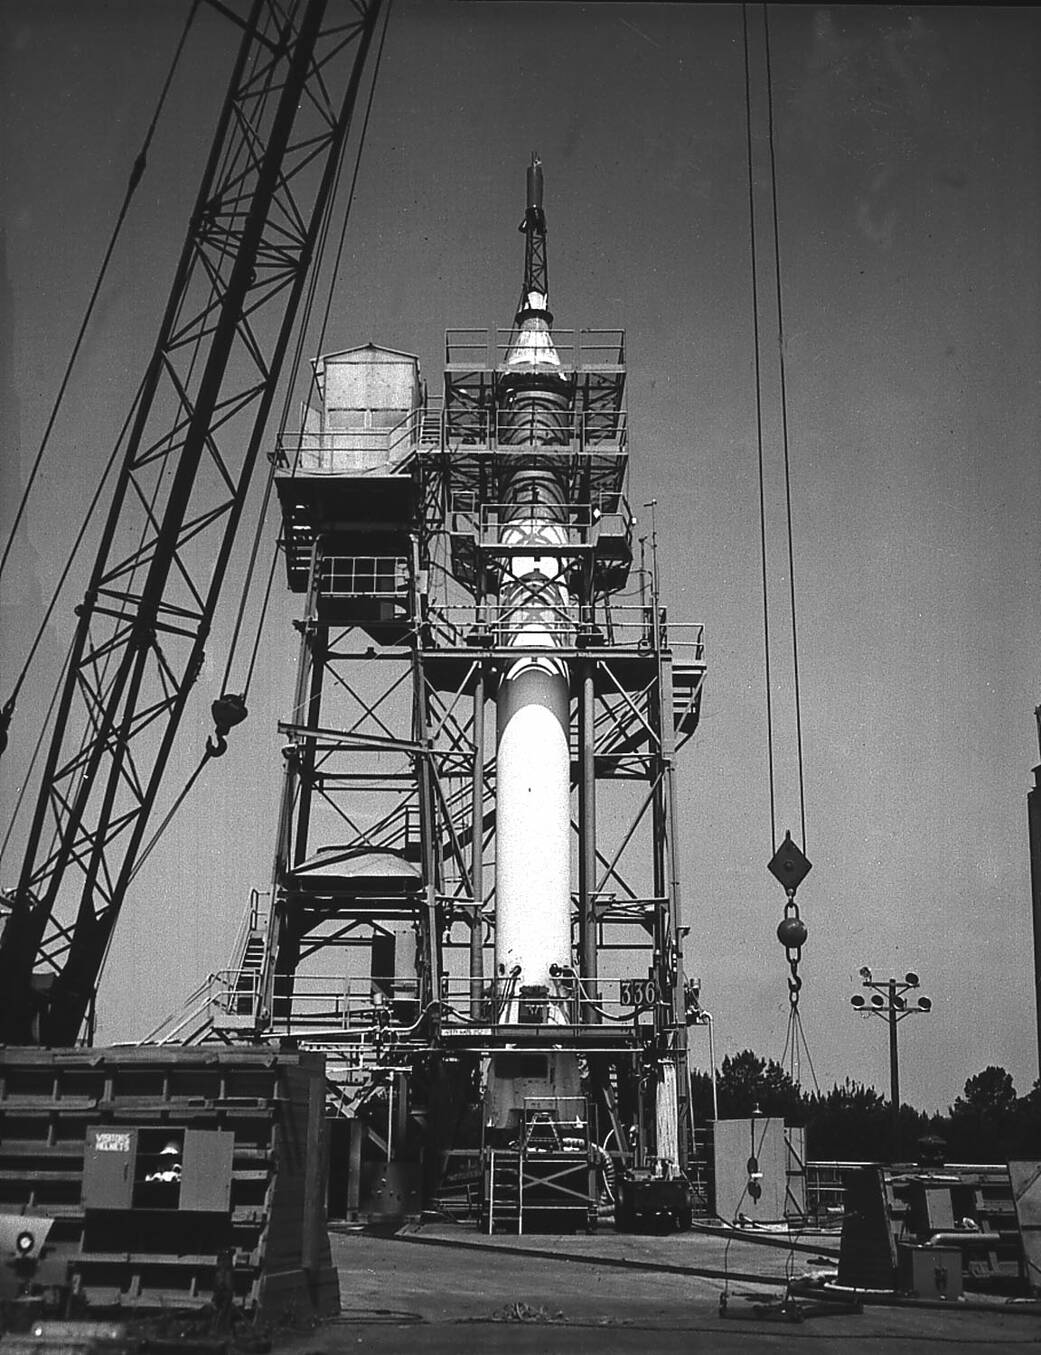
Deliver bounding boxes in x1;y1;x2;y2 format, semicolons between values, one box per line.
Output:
0;0;384;1046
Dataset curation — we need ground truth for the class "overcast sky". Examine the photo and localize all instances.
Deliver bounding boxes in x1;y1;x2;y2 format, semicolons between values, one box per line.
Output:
2;2;1040;1113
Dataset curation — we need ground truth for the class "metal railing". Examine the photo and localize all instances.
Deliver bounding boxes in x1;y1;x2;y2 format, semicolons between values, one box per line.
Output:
138;975;222;1045
448;494;631;546
274;407;424;472
438;974;661;1027
445;327;625;372
201;970;666;1033
272;401;629;471
442;407;627;452
227;888;269;969
208;971;424;1032
424;603;704;658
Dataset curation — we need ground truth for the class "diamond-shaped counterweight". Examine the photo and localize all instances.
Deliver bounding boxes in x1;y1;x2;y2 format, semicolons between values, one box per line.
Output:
768;831;812;893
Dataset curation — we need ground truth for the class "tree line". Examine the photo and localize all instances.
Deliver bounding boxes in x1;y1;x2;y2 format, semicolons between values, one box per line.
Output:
690;1051;1041;1162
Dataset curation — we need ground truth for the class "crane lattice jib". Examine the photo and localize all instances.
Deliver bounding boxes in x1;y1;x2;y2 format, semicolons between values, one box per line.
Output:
0;0;384;1046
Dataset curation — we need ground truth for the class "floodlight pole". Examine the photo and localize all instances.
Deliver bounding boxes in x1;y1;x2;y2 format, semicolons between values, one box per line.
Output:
850;969;931;1162
1028;704;1041;1082
887;977;900;1151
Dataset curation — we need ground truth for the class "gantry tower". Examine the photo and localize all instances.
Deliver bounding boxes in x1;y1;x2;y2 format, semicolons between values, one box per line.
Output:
214;159;706;1220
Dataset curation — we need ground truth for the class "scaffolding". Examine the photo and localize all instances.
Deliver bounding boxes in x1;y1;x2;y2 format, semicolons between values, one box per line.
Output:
204;310;707;1222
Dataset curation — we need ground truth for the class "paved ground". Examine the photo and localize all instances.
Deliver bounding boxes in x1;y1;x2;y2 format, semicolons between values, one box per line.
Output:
271;1223;1041;1354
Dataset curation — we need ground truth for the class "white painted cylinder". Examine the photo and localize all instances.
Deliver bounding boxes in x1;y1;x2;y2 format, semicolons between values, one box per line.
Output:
495;657;572;994
492;308;575;1024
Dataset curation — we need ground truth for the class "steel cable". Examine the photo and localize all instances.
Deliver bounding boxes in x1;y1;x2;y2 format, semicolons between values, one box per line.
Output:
742;3;777;854
0;1;199;587
124;1;394;880
735;13;820;1303
220;0;395;702
742;3;809;854
763;4;808;852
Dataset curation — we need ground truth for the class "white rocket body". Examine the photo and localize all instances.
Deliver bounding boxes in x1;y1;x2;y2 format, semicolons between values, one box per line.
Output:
483;162;683;1166
493;301;574;1024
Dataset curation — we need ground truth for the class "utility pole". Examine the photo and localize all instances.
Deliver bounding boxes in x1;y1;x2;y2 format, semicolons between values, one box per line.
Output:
886;978;900;1129
1029;706;1041;1082
850;968;932;1161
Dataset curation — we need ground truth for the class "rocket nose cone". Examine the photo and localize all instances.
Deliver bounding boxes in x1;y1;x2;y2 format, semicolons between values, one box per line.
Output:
504;312;562;371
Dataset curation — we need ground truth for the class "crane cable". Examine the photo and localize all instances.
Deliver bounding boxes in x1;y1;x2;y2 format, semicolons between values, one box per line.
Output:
131;0;394;879
722;12;819;1320
744;3;818;1098
0;2;199;759
219;0;395;704
97;18;287;980
2;11;273;916
127;5;332;889
0;1;198;592
4;8;283;905
743;2;807;859
763;5;808;856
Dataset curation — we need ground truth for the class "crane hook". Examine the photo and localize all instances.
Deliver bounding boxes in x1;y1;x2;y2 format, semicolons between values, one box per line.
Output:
206;693;247;758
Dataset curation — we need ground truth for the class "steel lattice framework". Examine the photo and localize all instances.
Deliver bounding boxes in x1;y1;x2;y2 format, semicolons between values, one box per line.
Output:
209;324;707;1179
0;0;384;1046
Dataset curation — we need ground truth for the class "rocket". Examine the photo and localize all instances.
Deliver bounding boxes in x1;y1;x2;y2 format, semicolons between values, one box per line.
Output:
485;158;580;1124
495;156;571;1017
478;159;685;1169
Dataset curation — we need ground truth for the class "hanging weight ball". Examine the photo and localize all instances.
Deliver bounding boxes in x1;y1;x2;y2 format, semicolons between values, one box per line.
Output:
777;915;807;949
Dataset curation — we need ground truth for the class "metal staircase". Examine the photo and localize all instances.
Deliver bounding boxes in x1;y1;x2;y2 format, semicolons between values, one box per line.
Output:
672;664;705;746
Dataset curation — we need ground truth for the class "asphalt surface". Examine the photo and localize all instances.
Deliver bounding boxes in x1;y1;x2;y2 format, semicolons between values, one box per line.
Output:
271;1223;1041;1354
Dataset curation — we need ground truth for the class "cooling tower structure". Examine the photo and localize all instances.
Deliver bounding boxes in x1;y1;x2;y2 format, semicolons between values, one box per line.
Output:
225;158;706;1223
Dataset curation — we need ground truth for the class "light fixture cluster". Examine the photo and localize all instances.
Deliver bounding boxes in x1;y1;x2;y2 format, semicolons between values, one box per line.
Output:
850;969;932;1016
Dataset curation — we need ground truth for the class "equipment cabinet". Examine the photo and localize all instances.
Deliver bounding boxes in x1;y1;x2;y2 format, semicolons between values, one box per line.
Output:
82;1126;234;1213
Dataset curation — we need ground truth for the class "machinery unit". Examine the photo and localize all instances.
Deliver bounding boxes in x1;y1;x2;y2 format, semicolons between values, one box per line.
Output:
201;155;707;1227
838;1164;1026;1293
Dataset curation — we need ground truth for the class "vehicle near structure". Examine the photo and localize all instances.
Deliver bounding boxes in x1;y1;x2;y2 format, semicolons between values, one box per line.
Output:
615;1167;695;1234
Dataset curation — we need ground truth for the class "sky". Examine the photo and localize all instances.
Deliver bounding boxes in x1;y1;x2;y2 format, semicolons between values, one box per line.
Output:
2;1;1040;1114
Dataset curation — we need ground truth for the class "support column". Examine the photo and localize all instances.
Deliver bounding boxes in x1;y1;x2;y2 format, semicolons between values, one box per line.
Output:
651;642;691;1172
579;660;598;1022
470;668;486;1018
294;620;326;867
413;650;442;1017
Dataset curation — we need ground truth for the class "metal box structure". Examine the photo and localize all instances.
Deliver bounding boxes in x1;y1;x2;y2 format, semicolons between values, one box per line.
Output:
838;1164;1026;1292
711;1118;806;1223
897;1244;964;1300
0;1047;337;1316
